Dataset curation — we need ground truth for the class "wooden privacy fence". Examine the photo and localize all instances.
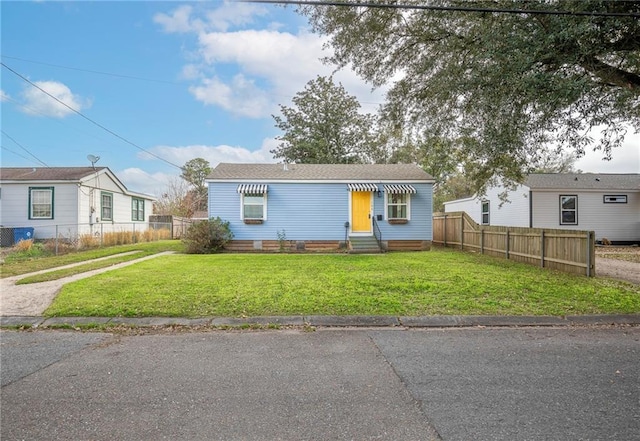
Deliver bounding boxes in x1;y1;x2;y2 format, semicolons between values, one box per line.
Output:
433;212;596;277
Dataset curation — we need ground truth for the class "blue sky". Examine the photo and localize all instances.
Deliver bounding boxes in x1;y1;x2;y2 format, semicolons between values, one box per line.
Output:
1;1;638;197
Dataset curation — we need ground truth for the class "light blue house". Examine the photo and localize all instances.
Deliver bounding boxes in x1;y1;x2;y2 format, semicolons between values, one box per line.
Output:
207;163;434;252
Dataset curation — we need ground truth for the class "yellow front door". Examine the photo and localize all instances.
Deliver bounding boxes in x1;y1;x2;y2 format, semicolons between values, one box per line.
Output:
351;191;372;233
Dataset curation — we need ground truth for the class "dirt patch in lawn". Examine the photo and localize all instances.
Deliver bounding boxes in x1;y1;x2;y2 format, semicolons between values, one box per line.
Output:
596;246;640;285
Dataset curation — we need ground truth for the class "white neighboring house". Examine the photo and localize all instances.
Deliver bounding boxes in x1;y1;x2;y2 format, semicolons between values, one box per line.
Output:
444;173;640;244
0;167;156;242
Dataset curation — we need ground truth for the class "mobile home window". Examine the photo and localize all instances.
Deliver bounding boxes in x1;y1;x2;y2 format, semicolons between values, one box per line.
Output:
29;187;54;219
387;193;409;219
101;192;113;221
481;201;490;225
242;194;265;220
603;195;627;204
560;195;577;225
132;198;145;221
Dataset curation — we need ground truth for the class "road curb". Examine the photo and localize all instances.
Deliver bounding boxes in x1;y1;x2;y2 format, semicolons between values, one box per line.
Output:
2;314;639;329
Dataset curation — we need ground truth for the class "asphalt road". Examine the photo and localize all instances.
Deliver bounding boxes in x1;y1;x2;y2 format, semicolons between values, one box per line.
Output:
1;326;639;440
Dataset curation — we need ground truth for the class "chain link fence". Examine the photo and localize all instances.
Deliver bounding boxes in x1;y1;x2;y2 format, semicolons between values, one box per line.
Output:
1;222;173;255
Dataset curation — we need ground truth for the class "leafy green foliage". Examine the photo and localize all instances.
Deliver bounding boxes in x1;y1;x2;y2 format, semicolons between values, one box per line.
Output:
301;0;640;190
272;75;380;163
182;217;233;254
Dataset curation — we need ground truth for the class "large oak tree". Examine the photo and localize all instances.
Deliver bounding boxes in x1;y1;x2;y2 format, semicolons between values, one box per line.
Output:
300;0;639;189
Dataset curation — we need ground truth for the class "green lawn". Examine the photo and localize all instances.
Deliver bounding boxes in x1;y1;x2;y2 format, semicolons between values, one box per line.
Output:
45;248;639;318
1;240;184;278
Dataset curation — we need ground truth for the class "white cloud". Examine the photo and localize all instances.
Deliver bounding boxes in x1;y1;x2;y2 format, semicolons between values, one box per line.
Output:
157;4;386;118
189;74;271;118
0;89;9;102
154;2;268;34
153;5;203;34
204;2;268;32
142;139;277;169
20;80;90;118
117;168;177;198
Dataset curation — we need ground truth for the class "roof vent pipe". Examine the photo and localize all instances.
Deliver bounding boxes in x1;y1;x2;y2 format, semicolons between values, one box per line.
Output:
283;162;288;171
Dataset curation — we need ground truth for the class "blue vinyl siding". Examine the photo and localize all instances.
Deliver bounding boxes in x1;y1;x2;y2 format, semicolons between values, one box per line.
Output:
209;182;432;241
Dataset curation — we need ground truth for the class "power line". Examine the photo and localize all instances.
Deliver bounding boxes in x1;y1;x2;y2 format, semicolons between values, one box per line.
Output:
1;130;49;167
1;62;183;170
1;145;45;165
1;55;181;85
242;0;640;17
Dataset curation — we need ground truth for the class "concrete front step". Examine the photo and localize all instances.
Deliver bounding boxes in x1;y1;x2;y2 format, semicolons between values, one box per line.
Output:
349;237;383;253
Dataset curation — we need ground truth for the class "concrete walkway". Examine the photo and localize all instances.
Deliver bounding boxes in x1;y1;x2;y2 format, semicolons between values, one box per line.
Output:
0;251;175;316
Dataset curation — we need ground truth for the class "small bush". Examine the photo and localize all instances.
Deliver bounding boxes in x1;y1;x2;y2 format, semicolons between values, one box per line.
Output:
182;217;233;254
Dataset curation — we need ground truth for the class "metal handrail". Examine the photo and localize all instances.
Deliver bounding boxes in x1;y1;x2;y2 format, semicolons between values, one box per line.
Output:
372;216;384;252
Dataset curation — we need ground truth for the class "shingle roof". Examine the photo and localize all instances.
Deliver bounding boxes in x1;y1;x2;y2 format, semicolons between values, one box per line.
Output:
524;173;640;190
208;163;434;181
0;167;106;181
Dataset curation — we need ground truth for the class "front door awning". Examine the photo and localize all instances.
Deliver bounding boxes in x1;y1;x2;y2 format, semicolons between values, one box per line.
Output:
347;183;378;192
237;184;268;194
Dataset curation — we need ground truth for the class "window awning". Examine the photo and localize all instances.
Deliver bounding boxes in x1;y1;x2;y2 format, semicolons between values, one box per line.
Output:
237;184;268;194
347;183;378;192
384;184;417;194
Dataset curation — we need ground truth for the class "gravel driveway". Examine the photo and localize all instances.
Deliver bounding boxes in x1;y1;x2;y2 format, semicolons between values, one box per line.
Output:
596;257;640;285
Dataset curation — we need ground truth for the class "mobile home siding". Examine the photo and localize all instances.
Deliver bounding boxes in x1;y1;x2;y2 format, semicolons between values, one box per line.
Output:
532;190;640;242
444;184;530;227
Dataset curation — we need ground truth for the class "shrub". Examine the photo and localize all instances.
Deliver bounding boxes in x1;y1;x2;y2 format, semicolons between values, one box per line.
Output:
182;217;233;254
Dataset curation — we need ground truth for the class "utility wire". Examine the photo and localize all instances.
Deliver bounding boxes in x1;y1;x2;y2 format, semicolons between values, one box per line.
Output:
1;55;180;85
1;62;183;170
1;145;45;165
1;130;49;167
242;0;640;17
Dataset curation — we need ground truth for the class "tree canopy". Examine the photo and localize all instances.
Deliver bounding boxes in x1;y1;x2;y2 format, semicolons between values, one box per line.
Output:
180;158;211;212
271;75;380;163
301;0;640;188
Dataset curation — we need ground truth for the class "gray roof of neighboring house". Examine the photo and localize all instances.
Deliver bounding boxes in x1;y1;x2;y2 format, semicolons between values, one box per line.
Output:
208;163;434;181
0;167;155;200
524;173;640;190
0;167;107;181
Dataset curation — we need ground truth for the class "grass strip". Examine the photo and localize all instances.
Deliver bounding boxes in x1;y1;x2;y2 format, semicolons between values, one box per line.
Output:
1;240;184;278
46;248;640;318
15;252;158;284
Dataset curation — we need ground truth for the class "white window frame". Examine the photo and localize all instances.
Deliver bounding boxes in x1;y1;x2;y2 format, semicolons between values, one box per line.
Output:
481;200;490;225
241;193;267;221
29;187;54;219
560;195;578;225
385;192;411;221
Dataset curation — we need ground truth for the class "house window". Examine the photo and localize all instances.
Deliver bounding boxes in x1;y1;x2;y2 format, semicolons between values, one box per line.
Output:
29;187;54;219
560;195;577;225
604;195;627;204
132;198;145;221
481;201;490;225
101;192;113;221
387;193;409;220
243;194;266;220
